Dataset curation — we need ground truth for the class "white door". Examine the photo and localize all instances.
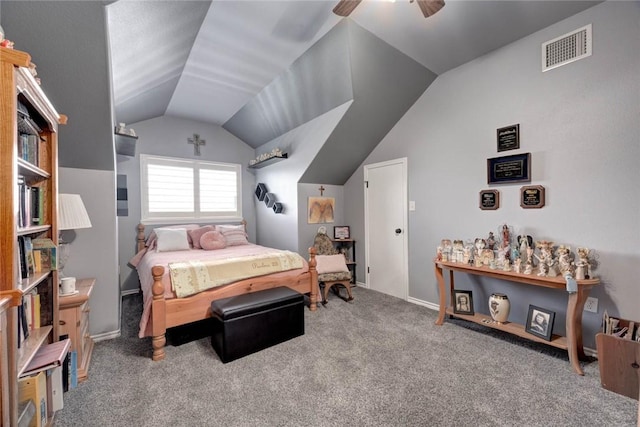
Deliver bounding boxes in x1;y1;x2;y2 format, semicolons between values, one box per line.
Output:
364;158;408;300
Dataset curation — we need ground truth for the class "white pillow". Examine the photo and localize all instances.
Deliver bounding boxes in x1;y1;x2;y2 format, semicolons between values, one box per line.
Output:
155;228;190;252
315;254;349;274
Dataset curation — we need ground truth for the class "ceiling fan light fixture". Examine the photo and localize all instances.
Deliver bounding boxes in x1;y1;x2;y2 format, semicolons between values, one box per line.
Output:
333;0;363;17
416;0;445;18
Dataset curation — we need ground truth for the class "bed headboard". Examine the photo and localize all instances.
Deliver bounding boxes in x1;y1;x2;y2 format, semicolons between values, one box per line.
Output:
136;220;248;253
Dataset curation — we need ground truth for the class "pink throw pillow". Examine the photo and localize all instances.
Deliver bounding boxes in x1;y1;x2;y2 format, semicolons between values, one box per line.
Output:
188;225;215;249
315;254;350;274
200;230;227;250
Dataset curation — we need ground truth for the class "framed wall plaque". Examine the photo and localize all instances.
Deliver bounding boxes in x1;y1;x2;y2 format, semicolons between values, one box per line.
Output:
520;185;545;208
497;124;520;152
479;189;500;210
487;152;531;184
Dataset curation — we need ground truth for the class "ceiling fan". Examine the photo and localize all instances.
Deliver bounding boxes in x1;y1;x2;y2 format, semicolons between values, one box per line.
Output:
333;0;445;19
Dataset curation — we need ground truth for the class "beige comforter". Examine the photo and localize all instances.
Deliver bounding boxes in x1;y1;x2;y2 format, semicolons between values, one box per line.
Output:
168;251;304;298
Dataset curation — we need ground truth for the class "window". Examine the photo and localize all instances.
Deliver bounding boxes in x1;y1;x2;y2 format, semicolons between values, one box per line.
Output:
140;154;242;223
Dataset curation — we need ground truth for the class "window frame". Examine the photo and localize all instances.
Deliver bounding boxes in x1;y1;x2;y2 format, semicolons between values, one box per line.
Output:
140;154;242;224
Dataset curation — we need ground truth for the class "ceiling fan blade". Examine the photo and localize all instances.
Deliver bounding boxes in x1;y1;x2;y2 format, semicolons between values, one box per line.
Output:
416;0;445;18
333;0;363;17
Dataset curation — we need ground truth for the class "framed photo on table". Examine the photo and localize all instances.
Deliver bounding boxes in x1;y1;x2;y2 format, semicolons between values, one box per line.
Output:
453;290;474;315
525;305;555;341
333;226;350;240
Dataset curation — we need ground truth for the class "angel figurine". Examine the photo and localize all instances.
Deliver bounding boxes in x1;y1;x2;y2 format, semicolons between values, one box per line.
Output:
576;247;592;279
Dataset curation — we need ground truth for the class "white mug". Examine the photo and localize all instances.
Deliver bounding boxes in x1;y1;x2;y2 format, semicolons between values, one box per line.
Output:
60;277;76;295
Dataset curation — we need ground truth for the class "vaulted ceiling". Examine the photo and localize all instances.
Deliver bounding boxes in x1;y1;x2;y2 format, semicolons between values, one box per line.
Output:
107;1;601;149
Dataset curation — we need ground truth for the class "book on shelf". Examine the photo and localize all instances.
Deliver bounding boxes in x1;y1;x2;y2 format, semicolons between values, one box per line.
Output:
22;338;71;377
24;236;35;274
31;186;43;225
17;398;36;427
18;175;25;228
18;133;39;166
47;366;64;412
32;238;57;271
18;236;29;280
18;371;47;427
22;290;41;332
19;177;31;228
33;250;42;273
60;348;78;391
24;293;33;331
69;350;78;390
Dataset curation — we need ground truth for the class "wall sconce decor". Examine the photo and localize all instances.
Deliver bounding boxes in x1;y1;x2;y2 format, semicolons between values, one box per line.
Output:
255;183;268;201
264;193;276;208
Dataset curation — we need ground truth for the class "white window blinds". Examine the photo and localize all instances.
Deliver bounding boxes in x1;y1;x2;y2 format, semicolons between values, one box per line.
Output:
141;154;242;223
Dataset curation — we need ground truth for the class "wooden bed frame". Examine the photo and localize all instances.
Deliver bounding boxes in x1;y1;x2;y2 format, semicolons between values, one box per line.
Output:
136;223;318;361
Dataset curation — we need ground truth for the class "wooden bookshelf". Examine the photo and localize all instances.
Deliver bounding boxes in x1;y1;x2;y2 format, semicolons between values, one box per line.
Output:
0;46;65;425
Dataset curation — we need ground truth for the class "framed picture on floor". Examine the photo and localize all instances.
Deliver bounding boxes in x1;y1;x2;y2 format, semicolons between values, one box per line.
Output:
453;290;474;315
525;305;555;341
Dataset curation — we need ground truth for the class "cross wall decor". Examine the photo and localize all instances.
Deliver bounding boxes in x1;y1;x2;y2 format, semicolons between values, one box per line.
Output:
188;133;206;156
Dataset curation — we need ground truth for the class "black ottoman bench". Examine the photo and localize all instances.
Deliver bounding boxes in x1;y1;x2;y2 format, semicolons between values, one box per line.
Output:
210;287;305;363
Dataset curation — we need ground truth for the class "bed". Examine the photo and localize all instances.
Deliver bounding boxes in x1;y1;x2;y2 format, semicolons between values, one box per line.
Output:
131;222;318;361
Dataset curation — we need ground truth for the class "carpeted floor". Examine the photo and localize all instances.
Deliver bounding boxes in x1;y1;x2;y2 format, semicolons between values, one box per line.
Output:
55;287;638;426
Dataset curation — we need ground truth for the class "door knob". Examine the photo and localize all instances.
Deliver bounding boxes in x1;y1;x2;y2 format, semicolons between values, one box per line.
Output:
395;228;402;235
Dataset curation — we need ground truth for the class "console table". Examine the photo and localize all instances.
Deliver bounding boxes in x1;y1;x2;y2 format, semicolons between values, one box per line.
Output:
434;260;600;375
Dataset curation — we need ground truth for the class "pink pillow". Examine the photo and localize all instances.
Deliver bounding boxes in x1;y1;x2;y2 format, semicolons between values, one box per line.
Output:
315;254;350;274
217;224;249;246
188;225;215;249
200;230;227;250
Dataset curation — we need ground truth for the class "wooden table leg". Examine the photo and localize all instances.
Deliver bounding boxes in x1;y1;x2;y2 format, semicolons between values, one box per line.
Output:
566;287;590;375
435;263;446;325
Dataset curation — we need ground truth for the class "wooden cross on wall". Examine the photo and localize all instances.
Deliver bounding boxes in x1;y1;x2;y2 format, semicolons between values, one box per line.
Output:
319;185;325;196
188;133;206;156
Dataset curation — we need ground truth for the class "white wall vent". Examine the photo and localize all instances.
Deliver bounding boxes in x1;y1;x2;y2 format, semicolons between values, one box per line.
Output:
542;24;592;72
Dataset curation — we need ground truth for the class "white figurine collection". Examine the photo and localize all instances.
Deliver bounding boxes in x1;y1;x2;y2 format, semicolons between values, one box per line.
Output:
436;224;597;280
249;147;284;166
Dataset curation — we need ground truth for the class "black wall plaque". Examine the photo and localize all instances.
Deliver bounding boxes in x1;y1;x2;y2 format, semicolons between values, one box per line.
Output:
497;124;520;152
520;185;545;209
479;190;500;210
487;152;531;184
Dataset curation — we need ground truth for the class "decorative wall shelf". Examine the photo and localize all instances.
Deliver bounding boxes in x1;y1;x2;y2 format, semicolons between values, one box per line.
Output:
115;131;138;157
248;153;288;169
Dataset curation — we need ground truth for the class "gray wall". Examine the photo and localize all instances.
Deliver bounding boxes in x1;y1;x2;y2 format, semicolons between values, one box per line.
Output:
223;20;352;148
117;115;257;294
2;2;120;338
345;1;640;349
59;168;120;339
250;102;351;254
2;1;114;171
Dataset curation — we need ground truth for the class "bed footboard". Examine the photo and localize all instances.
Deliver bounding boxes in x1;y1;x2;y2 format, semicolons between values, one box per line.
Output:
147;247;318;361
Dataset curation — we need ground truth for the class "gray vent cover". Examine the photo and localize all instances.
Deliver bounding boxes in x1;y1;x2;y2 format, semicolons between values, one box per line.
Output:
542;24;592;72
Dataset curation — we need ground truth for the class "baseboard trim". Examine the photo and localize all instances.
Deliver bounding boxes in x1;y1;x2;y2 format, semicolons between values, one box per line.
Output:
92;329;121;342
121;288;140;297
407;296;439;312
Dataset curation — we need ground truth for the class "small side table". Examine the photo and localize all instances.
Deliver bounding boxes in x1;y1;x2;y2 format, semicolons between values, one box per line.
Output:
58;278;95;383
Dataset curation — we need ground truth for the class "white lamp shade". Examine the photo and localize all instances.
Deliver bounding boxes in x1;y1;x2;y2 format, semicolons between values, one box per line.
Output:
58;194;92;230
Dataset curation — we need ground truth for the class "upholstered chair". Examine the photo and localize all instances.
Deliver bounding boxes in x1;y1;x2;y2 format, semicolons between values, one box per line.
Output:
313;232;353;305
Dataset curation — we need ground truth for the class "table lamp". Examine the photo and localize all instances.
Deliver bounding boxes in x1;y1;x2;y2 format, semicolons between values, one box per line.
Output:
58;194;92;277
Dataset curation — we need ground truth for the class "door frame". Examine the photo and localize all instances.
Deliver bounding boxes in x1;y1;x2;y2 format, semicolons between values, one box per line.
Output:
364;157;409;300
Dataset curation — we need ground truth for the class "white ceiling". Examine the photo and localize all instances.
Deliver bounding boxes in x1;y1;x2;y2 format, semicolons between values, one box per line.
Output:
107;0;601;133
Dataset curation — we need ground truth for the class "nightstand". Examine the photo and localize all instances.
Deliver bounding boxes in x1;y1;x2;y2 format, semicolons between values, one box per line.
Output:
58;278;95;383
